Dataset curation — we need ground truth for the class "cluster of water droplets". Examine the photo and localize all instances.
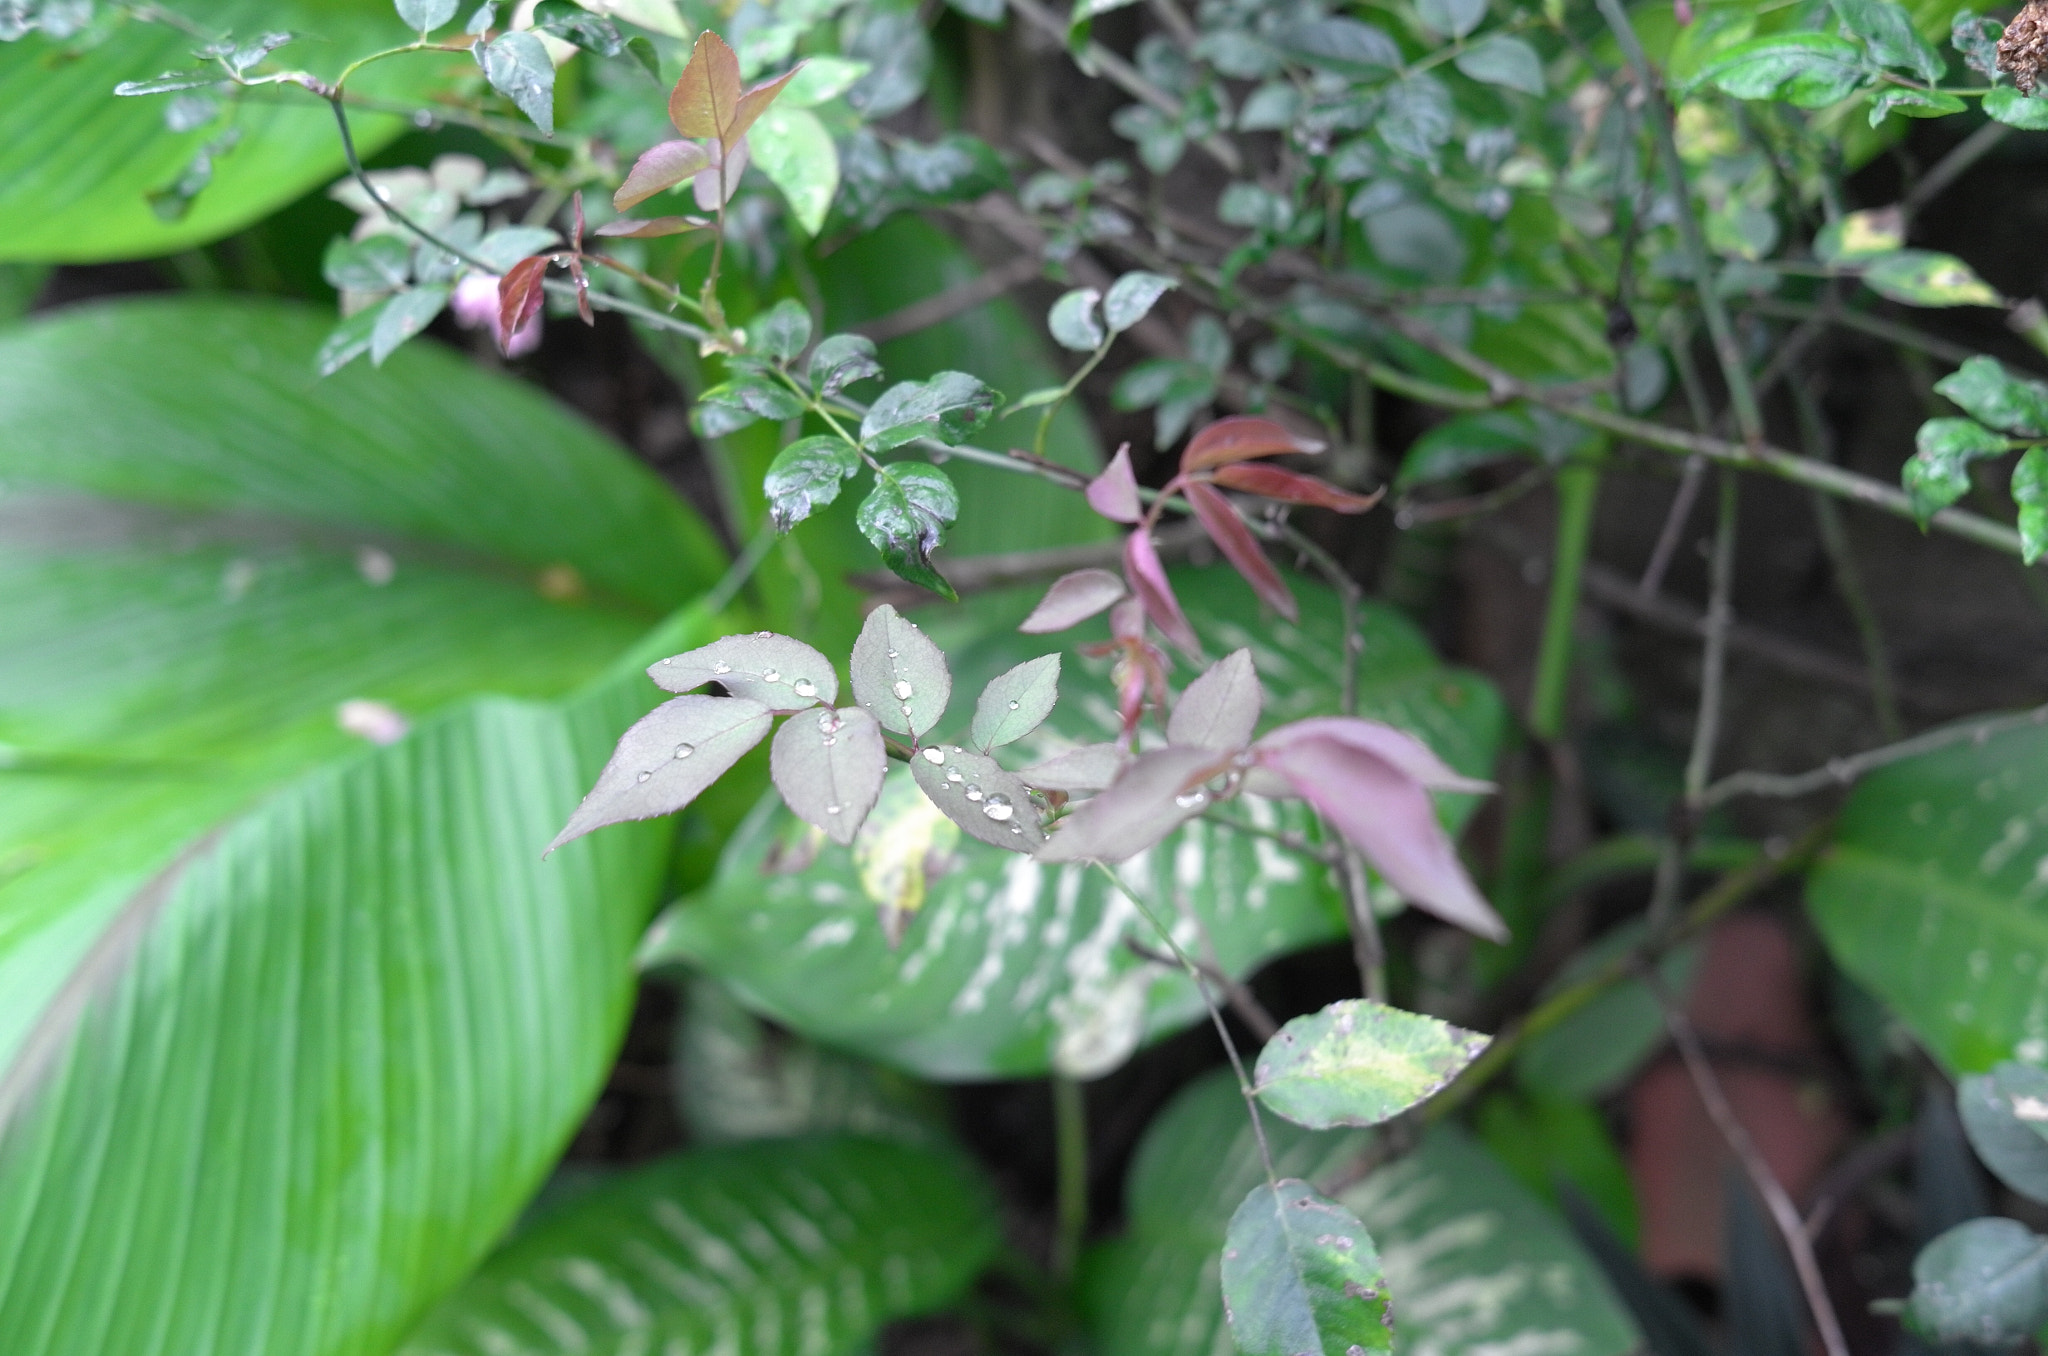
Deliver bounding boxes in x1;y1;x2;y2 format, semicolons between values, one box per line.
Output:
921;744;1027;834
816;709;842;747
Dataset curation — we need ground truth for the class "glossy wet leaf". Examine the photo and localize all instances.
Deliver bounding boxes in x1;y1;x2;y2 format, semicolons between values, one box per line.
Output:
764;435;861;530
749;297;813;364
649;632;836;710
972;654;1061;749
2015;447;2048;565
1903;417;2011;523
549;695;773;851
750;104;838;235
1222;1179;1393;1356
321;233;411;293
649;573;1503;1080
772;706;888;845
1102;271;1176;332
860;371;999;451
1986;85;2048;129
1168;648;1261;750
1254;999;1490;1130
1049;287;1106;351
691;373;806;437
810;332;883;397
857;463;961;599
1692;33;1872;107
497;254;548;354
1807;721;2048;1072
669;30;744;140
614;138;713;210
0;297;723;1356
910;743;1045;851
1833;0;1944;82
1863;250;2003;307
1937;356;2048;437
1906;1218;2048;1348
1020;567;1127;633
1958;1062;2048;1202
1080;1071;1641;1356
316;299;386;375
481;31;556;136
529;0;622;54
850;603;952;740
397;1136;1000;1356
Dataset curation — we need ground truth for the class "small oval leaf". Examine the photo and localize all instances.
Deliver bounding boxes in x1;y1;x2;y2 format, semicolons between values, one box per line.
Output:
1048;287;1106;351
771;705;888;845
1086;443;1144;524
972;654;1061;749
1253;997;1490;1129
550;695;773;851
850;603;952;739
1221;1179;1393;1356
1959;1063;2048;1203
650;632;837;710
1102;271;1176;332
910;743;1045;851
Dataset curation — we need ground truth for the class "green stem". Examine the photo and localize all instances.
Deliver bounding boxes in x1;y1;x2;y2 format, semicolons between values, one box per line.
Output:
1052;1076;1088;1282
1529;460;1600;742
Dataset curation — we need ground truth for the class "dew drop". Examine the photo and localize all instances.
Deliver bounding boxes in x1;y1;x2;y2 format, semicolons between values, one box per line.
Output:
674;743;694;759
821;736;836;747
792;678;817;698
892;680;914;700
712;661;733;675
1008;700;1020;710
756;630;772;637
1010;823;1023;835
637;771;653;783
887;649;898;658
982;795;1014;822
826;804;842;815
921;747;946;764
761;668;782;684
660;657;674;666
816;711;842;733
1174;791;1208;809
946;768;965;783
964;784;985;802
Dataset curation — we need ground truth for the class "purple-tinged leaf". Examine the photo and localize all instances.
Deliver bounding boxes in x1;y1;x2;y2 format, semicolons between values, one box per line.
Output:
650;632;837;711
850;604;952;739
1019;567;1127;633
497;255;548;355
1185;481;1296;621
1181;415;1325;473
771;705;888;845
1167;647;1261;749
1021;741;1128;793
669;30;743;140
1256;734;1506;941
1124;528;1202;659
549;695;773;851
1086;443;1144;523
1256;717;1492;793
729;62;804;145
1252;998;1489;1129
1036;746;1233;863
593;215;708;238
610;140;706;210
972;654;1061;749
1211;462;1382;512
911;743;1045;851
692;136;750;211
1221;1180;1393;1356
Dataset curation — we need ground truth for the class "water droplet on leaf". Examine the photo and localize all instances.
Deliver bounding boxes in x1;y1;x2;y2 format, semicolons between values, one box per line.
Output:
891;680;914;700
674;744;694;758
637;770;653;783
921;747;946;763
1174;791;1208;809
964;784;984;802
826;804;842;814
761;668;782;684
792;678;817;698
712;661;733;674
982;795;1014;821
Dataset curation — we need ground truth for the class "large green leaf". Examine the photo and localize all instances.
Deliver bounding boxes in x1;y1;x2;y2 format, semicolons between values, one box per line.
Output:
1807;722;2048;1072
642;570;1503;1081
0;0;442;262
397;1134;1000;1355
1079;1070;1642;1356
0;296;728;1354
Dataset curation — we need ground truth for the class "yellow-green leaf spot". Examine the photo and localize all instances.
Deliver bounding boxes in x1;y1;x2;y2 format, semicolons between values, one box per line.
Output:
1253;998;1490;1130
1221;1179;1393;1356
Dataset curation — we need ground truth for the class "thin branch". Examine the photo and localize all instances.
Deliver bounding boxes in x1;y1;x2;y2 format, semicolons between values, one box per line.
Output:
1702;703;2048;807
1903;120;2011;217
854;252;1044;342
1649;973;1852;1356
1124;938;1280;1041
1749;298;1981;369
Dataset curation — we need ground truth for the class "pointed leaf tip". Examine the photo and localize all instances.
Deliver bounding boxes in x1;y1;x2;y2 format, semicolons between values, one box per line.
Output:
1182;415;1324;473
549;695;773;852
1086;444;1143;523
496;256;548;356
1184;481;1296;621
1252;998;1490;1129
1019;567;1126;633
1123;529;1201;659
1167;648;1261;749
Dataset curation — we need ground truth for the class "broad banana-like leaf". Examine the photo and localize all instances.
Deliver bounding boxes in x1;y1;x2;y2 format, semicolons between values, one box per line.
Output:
0;0;443;262
398;1135;999;1355
0;296;725;1355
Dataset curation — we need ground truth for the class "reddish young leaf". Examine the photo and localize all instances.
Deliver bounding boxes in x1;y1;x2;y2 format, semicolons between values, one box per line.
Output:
570;190;586;250
1036;745;1235;863
1256;733;1507;942
594;215;708;238
615;138;713;210
496;255;548;355
1211;462;1383;512
1184;481;1296;621
1019;567;1127;633
728;62;804;144
567;255;593;325
1086;442;1144;523
1124;528;1201;658
669;30;743;140
1256;717;1493;793
1181;415;1325;473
